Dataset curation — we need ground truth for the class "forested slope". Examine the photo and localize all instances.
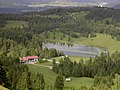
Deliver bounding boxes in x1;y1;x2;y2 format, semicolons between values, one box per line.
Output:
0;7;120;90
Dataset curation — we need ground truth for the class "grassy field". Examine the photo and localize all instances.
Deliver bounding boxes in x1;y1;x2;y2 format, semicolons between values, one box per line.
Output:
28;64;93;90
39;61;53;66
28;64;57;85
77;34;120;54
3;21;28;29
0;85;9;90
0;51;3;55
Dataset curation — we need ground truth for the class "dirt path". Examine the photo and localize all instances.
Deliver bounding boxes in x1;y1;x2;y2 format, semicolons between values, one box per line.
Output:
32;59;59;69
33;64;52;69
47;59;59;64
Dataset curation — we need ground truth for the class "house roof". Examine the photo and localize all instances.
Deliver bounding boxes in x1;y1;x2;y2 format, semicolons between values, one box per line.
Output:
20;56;39;61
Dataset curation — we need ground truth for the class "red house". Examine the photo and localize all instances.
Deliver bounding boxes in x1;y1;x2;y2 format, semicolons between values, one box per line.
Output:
20;56;39;64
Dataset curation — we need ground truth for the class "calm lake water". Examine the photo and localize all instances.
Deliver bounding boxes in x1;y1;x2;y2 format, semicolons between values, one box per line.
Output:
43;43;101;57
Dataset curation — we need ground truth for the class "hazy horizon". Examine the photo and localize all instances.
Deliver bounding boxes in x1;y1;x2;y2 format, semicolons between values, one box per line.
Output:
0;0;120;7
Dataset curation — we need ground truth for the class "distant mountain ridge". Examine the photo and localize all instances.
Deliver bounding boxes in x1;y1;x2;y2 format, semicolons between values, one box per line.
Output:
113;4;120;9
0;0;120;7
0;0;120;13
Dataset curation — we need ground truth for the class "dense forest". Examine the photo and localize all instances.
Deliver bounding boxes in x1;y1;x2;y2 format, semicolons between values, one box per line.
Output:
0;53;46;90
0;7;120;41
0;6;120;90
52;51;120;90
53;51;120;78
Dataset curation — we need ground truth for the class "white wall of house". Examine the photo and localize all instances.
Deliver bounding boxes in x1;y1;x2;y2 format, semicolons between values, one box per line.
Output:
21;58;38;64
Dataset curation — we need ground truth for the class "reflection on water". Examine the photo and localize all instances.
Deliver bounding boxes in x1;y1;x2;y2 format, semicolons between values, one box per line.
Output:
43;43;101;57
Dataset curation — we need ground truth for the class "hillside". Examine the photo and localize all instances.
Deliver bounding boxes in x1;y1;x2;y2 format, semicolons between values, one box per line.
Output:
0;7;120;90
0;0;120;8
28;64;94;90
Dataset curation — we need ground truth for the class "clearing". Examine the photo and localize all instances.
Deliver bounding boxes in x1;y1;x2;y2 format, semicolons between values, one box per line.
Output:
0;85;9;90
28;64;93;90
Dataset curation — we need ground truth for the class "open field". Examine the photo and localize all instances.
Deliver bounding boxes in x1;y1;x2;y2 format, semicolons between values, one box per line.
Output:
0;51;3;55
0;85;9;90
28;64;57;85
28;64;93;90
38;61;53;66
4;21;28;29
78;34;120;54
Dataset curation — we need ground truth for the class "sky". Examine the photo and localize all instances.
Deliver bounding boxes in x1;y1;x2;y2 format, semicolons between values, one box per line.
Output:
0;0;120;7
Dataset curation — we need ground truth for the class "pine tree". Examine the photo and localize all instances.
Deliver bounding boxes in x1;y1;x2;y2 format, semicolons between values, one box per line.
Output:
112;74;120;90
16;72;28;90
33;73;45;90
0;60;9;88
27;72;32;90
54;75;64;90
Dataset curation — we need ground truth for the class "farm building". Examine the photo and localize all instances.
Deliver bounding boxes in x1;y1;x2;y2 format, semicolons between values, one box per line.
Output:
20;56;39;64
65;77;71;82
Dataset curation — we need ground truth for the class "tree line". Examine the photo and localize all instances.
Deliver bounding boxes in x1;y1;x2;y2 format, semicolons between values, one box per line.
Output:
1;7;120;40
52;51;120;90
0;52;65;90
52;51;120;78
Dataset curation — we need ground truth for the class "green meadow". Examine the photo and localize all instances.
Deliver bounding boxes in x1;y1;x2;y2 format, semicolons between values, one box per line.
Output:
0;85;9;90
78;34;120;54
28;64;93;90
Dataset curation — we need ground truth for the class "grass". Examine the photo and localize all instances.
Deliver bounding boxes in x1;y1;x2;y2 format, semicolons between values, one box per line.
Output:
64;77;93;90
78;34;120;54
0;51;3;55
28;64;93;89
39;61;53;66
28;64;57;85
0;85;9;90
3;21;28;29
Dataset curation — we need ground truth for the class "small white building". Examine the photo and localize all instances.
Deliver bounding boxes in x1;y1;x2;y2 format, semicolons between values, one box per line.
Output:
65;77;71;82
49;67;53;70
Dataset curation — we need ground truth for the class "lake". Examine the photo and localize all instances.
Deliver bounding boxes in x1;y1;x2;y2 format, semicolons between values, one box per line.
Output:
43;43;101;57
